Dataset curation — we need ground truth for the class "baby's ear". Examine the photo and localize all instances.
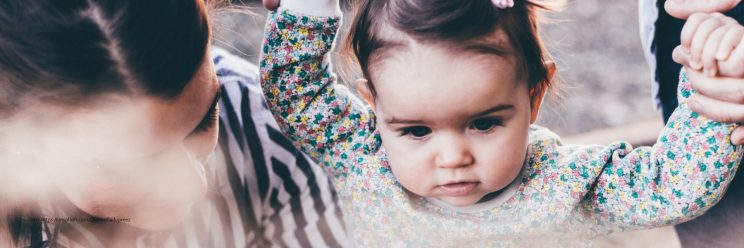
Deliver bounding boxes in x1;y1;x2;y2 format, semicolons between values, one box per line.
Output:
529;61;555;124
356;78;376;110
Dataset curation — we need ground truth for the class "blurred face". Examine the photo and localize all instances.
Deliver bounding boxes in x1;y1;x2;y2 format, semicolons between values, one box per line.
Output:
4;53;221;230
367;41;540;207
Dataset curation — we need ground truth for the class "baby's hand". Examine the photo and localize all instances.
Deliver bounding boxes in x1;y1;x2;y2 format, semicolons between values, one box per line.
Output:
665;0;741;19
674;12;744;77
263;0;280;11
262;0;340;16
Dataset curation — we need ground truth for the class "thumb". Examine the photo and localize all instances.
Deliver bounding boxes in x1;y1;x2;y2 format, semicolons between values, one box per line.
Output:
733;126;744;145
672;45;692;65
263;0;280;11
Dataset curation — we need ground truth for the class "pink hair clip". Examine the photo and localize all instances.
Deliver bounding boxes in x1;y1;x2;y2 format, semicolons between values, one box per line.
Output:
492;0;514;9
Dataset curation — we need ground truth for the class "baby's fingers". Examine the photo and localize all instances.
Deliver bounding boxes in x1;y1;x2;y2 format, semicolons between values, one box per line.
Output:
673;45;692;66
717;40;744;78
716;24;744;61
681;13;712;48
263;0;280;10
732;126;744;145
702;27;727;76
689;13;728;70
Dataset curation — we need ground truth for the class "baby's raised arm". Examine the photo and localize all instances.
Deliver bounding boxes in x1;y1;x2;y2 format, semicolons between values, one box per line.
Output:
259;0;376;179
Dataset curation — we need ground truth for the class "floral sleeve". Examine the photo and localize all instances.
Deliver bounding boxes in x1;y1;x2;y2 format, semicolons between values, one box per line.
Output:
259;10;376;179
577;69;742;230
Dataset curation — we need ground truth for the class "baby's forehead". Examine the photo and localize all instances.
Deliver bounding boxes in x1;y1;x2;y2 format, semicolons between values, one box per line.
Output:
368;26;516;70
368;38;518;84
371;45;524;101
386;20;512;46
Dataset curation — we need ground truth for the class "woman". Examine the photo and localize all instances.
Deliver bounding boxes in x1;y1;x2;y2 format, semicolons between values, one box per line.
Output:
0;0;345;247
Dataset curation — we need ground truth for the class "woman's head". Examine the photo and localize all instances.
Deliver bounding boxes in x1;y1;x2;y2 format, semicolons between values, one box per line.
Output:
344;0;556;206
0;0;220;236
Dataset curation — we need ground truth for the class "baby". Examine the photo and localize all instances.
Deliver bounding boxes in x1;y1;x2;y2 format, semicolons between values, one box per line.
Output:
259;0;742;246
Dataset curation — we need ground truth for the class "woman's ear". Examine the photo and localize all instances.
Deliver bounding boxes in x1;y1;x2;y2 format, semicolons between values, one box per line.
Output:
356;78;376;110
529;61;556;124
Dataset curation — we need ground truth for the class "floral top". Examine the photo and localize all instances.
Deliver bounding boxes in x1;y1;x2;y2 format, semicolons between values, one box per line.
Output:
259;10;742;246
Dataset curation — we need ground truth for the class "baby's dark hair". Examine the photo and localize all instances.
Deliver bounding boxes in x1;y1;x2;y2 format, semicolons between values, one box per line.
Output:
344;0;556;104
0;0;211;118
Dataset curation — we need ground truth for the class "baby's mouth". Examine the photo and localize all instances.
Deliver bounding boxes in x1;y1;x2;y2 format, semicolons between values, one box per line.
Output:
438;181;479;196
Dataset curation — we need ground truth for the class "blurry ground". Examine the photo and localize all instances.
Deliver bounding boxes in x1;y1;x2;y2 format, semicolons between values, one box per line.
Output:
212;1;678;247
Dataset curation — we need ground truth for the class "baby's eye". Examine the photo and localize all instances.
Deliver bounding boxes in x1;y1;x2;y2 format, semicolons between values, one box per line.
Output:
470;118;502;132
400;126;432;138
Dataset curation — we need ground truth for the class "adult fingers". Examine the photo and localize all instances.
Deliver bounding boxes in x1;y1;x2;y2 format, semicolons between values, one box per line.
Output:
665;0;742;19
688;93;744;123
688;67;744;103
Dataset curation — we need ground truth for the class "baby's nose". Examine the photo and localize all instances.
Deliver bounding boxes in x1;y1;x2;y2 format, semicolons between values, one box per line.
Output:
434;141;474;168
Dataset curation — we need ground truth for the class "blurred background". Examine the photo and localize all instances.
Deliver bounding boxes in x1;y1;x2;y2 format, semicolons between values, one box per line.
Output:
212;0;677;247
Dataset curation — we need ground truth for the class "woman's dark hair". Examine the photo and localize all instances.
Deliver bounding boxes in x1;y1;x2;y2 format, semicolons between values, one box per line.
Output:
344;0;556;105
0;0;211;118
0;0;211;245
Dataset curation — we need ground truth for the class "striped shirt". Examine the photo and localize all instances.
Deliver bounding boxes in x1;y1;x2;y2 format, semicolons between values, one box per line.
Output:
31;47;346;247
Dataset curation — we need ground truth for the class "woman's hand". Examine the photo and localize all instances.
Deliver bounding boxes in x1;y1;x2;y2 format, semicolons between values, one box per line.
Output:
684;69;744;144
670;8;744;145
665;0;741;19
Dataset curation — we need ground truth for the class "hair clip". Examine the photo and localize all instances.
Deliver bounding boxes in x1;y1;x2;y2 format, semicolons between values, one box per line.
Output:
492;0;514;9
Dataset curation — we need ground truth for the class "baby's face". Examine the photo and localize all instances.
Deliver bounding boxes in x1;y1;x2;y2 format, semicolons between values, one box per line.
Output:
369;42;535;206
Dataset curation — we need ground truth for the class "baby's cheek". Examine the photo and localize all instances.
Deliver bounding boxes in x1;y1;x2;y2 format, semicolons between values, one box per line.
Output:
386;151;432;196
378;128;435;195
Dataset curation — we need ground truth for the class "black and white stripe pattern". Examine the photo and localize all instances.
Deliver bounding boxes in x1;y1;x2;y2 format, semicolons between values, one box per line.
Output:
206;47;346;247
35;47;346;247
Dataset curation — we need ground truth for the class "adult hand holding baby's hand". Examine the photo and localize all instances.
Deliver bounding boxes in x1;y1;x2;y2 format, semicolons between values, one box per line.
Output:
673;31;744;144
680;68;744;145
667;1;744;145
674;12;744;77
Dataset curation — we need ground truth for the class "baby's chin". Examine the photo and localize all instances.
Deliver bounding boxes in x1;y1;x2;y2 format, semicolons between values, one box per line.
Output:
434;194;486;207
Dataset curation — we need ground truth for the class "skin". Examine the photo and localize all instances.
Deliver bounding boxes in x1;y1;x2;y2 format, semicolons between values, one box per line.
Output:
357;41;547;207
677;12;744;77
5;50;221;236
667;1;744;144
665;0;742;19
263;0;549;207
